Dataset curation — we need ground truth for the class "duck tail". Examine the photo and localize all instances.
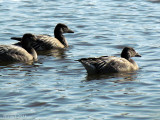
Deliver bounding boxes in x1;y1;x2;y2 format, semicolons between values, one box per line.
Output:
76;58;97;74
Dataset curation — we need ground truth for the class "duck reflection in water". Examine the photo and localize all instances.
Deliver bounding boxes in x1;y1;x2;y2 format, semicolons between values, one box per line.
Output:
85;71;139;82
37;49;67;59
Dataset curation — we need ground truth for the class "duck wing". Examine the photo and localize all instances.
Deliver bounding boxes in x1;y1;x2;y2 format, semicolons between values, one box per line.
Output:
32;35;65;50
77;56;134;74
11;34;64;50
77;56;109;74
0;45;33;62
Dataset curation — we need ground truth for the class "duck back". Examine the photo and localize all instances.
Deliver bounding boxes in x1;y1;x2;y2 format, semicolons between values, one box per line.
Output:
0;45;34;62
32;35;65;50
79;56;139;75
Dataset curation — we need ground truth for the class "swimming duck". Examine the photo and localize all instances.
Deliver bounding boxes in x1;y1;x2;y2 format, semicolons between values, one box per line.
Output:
77;47;141;75
0;33;37;63
11;23;74;51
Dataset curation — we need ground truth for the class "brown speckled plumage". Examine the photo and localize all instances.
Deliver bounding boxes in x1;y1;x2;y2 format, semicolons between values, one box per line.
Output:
0;33;37;63
77;47;141;75
11;23;74;51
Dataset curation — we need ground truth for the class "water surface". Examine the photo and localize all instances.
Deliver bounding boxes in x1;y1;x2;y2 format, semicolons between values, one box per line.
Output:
0;0;160;119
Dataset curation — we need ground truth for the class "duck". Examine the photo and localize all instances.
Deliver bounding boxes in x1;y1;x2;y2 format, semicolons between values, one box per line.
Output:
11;23;74;51
77;47;141;75
0;33;37;63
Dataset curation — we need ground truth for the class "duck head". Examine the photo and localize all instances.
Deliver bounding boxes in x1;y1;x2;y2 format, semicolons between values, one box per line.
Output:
54;23;74;34
21;33;37;48
121;47;141;60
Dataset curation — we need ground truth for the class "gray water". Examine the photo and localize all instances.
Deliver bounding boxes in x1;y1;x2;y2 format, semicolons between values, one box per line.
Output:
0;0;160;119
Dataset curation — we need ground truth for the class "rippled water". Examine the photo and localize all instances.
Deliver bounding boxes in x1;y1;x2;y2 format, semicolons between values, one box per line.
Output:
0;0;160;119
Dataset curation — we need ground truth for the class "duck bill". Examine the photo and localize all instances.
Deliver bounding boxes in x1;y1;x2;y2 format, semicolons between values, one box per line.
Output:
135;53;141;57
67;29;74;33
11;37;22;41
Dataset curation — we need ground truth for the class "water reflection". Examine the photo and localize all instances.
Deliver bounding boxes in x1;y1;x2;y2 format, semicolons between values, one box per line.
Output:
148;0;160;2
37;49;67;59
0;61;34;67
85;71;138;82
0;62;40;77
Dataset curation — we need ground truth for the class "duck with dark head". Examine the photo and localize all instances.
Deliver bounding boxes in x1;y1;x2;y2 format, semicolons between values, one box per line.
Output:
11;23;74;51
77;47;141;75
0;33;37;63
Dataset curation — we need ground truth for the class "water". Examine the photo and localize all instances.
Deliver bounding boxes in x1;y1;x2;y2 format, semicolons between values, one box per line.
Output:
0;0;160;119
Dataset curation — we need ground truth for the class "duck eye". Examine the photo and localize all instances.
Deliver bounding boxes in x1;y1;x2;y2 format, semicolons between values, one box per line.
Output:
63;27;67;31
